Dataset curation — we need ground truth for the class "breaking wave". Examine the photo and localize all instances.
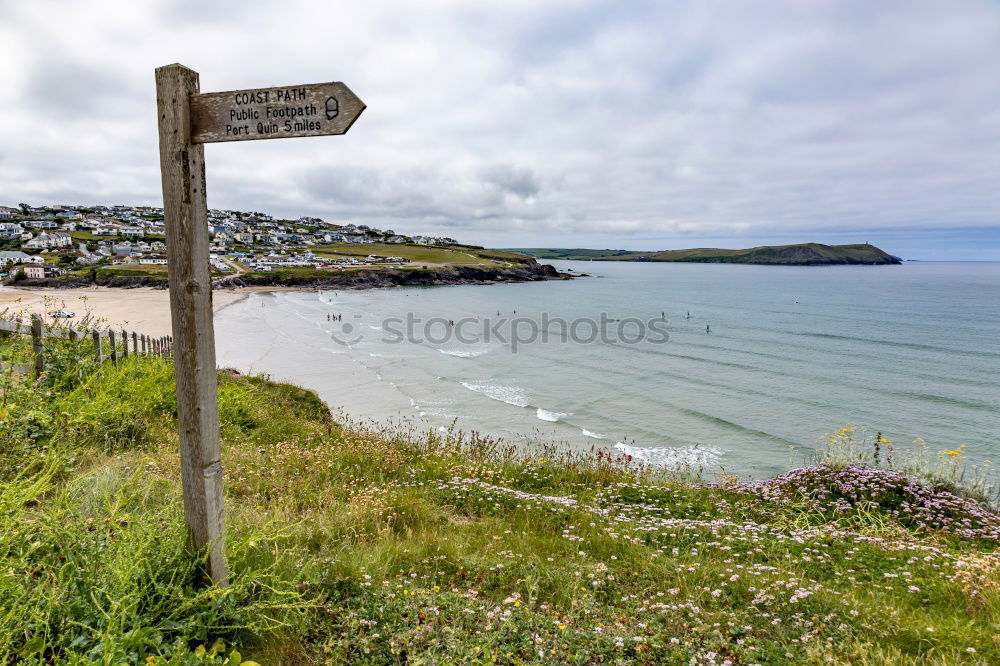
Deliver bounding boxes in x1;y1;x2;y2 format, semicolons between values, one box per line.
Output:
460;382;530;408
614;443;723;468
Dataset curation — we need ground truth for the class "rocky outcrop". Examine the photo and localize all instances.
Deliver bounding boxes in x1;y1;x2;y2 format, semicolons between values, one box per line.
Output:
12;263;570;290
226;263;569;289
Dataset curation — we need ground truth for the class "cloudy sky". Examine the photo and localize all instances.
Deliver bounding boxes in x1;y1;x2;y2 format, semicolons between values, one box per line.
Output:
1;0;999;259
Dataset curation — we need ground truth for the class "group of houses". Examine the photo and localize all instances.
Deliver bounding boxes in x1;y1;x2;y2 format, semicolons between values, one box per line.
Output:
0;203;459;279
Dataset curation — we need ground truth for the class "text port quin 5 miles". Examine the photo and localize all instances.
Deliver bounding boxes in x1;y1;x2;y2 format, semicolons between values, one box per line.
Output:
190;82;365;143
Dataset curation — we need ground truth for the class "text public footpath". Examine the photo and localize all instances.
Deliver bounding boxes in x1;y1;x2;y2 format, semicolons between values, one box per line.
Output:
226;88;323;138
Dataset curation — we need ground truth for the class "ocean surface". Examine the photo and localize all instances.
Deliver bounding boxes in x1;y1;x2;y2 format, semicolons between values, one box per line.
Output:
215;261;1000;477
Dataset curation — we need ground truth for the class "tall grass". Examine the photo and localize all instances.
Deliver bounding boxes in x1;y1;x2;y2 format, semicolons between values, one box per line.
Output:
0;324;997;663
814;423;997;506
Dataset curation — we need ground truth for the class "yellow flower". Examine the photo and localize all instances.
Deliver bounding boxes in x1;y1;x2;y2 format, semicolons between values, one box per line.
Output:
145;658;156;666
514;601;520;607
945;449;961;457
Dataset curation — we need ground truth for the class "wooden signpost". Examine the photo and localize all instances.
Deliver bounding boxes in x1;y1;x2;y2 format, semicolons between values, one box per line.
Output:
155;64;364;585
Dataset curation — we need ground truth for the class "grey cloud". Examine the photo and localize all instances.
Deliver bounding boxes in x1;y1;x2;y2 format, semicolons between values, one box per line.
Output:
480;165;540;200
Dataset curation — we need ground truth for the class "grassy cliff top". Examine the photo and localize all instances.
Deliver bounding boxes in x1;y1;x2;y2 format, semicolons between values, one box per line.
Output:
0;327;995;663
508;243;901;265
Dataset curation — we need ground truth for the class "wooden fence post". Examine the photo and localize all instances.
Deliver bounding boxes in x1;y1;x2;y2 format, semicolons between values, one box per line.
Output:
156;63;227;585
31;314;44;377
121;329;129;359
141;334;147;356
109;330;118;366
133;332;138;357
93;330;102;363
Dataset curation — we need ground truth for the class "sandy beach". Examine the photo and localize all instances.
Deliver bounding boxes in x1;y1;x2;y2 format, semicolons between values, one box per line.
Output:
0;286;249;337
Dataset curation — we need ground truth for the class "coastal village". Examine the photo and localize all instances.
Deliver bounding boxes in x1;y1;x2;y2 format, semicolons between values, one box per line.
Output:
0;203;462;281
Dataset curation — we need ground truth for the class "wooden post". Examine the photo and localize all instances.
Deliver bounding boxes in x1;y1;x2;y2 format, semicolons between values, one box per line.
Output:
93;330;102;363
133;332;138;356
156;63;227;585
109;330;118;366
141;334;147;356
31;314;44;377
121;329;129;359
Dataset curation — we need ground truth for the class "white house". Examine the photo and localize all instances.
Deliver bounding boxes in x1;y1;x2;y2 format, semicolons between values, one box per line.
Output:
24;232;73;250
25;220;59;229
0;206;16;219
0;223;24;239
0;251;44;266
120;227;145;238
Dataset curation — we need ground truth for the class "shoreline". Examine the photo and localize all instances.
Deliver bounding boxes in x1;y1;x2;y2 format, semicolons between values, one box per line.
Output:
1;263;571;337
0;285;248;337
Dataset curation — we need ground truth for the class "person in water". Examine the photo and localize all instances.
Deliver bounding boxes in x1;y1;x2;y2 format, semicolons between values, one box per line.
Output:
706;324;711;333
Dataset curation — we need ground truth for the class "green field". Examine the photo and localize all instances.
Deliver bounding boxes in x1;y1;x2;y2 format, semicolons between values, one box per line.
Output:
0;323;996;663
509;243;901;265
313;244;526;266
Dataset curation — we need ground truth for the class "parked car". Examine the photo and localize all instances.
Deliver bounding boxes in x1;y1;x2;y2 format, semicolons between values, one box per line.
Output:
47;310;75;318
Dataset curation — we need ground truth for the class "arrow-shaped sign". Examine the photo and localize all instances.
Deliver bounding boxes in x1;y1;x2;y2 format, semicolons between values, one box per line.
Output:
189;81;365;143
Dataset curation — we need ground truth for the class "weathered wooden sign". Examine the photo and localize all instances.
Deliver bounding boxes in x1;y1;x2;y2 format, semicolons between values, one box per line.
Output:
190;82;365;143
155;63;365;586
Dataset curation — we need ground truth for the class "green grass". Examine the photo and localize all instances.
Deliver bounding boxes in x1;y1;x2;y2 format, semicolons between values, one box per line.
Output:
0;327;996;663
509;244;900;265
313;244;517;266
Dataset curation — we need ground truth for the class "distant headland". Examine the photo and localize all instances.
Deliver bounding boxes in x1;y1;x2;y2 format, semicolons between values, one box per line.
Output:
506;243;902;265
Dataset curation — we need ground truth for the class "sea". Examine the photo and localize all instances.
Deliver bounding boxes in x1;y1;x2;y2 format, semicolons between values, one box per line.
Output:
214;261;1000;478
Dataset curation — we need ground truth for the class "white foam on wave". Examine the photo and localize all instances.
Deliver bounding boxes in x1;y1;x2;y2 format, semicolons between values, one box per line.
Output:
439;349;488;358
614;443;723;468
536;408;570;422
581;428;606;439
460;381;529;408
368;325;383;331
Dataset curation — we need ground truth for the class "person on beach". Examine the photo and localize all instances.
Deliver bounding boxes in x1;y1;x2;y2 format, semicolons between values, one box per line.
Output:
706;324;711;333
